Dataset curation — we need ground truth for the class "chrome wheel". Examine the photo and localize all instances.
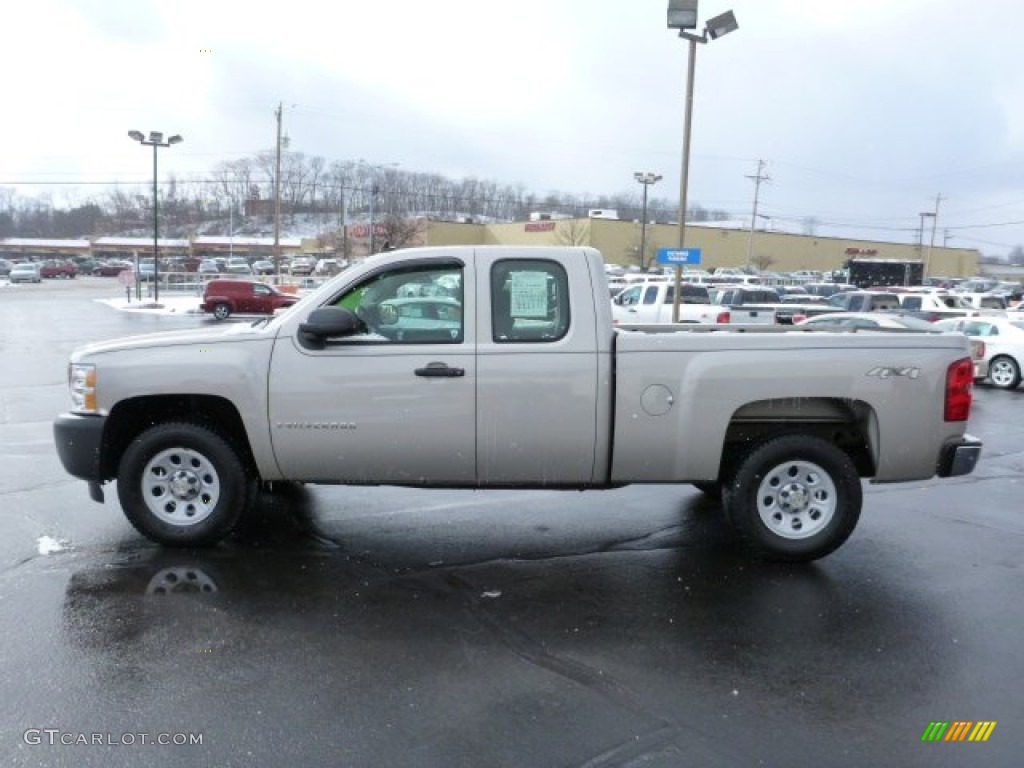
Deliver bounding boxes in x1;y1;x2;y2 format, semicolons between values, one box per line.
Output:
988;356;1021;390
756;460;837;540
118;423;249;546
140;447;221;527
723;434;861;561
213;303;231;320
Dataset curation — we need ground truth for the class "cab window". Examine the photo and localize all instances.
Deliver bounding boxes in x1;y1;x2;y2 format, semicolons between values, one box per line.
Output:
332;264;464;343
491;260;570;343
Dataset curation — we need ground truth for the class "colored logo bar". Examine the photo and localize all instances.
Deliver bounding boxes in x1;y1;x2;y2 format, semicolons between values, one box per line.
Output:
921;721;997;742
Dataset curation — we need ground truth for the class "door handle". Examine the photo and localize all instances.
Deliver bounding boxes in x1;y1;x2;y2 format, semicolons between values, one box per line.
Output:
415;362;465;378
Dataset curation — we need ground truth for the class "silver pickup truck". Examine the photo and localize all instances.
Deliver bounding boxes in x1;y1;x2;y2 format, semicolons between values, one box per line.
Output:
53;246;982;562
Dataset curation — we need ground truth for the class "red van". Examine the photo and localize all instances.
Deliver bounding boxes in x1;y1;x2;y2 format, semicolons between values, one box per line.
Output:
201;280;299;320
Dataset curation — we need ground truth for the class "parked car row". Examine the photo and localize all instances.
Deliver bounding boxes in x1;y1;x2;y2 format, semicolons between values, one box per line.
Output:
609;275;1021;389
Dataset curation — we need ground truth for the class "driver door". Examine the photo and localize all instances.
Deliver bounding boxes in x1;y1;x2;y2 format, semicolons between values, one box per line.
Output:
268;258;476;485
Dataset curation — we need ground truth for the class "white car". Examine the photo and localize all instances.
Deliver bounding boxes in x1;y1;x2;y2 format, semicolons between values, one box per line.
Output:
9;263;42;284
803;313;991;381
933;317;1024;390
611;281;730;325
224;257;252;275
795;312;938;331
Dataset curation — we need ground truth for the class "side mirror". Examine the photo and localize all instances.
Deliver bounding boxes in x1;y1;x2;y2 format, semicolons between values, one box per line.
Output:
298;306;365;349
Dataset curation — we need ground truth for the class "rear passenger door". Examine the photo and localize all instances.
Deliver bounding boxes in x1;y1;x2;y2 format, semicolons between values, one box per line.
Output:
476;253;601;485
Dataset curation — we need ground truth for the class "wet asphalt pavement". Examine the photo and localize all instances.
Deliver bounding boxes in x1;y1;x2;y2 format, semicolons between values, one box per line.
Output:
0;278;1021;767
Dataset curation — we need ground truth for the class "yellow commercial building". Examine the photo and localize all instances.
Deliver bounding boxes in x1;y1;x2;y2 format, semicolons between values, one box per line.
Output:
415;217;979;278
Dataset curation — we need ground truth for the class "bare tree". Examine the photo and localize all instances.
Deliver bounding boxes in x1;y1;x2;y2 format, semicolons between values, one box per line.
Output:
105;187;139;231
751;253;777;272
555;218;590;246
378;215;425;251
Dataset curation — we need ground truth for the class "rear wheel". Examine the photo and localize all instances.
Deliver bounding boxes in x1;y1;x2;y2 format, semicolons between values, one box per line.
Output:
117;422;250;546
212;302;231;321
723;434;861;562
988;355;1021;390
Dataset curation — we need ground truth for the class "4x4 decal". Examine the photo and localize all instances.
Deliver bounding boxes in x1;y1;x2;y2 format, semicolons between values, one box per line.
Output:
866;366;921;379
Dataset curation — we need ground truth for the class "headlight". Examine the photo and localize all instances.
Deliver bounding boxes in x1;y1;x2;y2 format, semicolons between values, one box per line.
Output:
70;363;98;413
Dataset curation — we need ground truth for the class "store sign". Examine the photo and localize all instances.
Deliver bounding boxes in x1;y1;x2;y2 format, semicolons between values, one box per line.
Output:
349;224;387;239
525;221;556;232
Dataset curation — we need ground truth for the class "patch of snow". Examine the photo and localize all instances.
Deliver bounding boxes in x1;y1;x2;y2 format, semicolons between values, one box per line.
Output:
37;536;70;555
96;297;202;315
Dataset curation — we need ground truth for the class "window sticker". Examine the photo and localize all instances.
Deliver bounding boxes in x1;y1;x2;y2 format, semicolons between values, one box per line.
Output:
510;272;549;318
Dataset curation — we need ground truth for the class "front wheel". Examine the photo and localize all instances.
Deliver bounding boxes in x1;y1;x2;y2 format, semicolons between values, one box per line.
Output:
212;303;231;321
117;423;250;546
988;355;1021;390
723;435;862;562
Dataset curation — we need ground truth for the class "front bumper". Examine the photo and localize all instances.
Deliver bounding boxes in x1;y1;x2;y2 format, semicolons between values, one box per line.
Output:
936;434;983;478
53;412;107;483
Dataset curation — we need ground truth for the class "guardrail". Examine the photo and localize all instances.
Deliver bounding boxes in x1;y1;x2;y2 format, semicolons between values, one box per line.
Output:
114;271;333;297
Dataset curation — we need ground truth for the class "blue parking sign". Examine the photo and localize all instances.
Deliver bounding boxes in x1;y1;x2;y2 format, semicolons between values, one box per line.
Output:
657;248;702;265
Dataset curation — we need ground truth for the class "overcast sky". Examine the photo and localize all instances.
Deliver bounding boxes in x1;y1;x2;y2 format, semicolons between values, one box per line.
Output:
3;0;1024;256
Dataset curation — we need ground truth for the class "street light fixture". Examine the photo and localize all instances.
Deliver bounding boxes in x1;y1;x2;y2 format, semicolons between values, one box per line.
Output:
128;130;183;303
667;1;738;321
634;172;663;270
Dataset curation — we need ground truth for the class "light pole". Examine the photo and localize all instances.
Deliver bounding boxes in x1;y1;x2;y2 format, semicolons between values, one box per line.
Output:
667;1;738;321
634;172;663;270
128;130;183;303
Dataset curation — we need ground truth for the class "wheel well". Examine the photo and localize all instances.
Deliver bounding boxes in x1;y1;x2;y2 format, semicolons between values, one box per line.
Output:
719;397;876;478
99;395;257;481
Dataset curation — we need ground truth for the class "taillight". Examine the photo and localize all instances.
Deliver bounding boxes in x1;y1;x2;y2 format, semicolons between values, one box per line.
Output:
716;311;731;324
973;340;985;360
791;314;807;324
945;357;974;422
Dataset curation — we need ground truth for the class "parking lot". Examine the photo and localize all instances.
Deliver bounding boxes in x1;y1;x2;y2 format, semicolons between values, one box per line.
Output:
1;277;1021;767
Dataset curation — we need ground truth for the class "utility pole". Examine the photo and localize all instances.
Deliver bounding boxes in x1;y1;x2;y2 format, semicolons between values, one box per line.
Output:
925;193;943;278
745;159;769;270
339;180;347;261
273;102;283;276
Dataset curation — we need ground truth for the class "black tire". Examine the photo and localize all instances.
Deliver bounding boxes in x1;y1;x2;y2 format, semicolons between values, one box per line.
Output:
691;482;722;498
117;423;250;547
212;303;232;321
722;434;862;562
988;355;1021;390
